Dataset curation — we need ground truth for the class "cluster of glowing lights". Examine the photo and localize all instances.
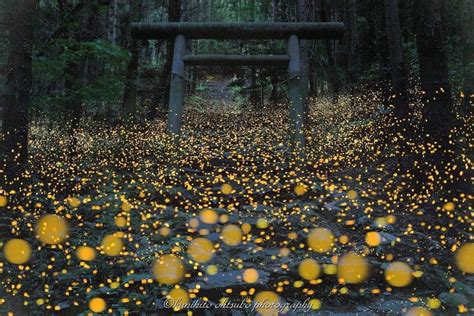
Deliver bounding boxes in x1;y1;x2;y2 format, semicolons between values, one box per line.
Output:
0;93;471;314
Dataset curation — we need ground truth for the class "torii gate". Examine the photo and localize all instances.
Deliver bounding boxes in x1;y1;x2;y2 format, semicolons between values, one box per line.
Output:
131;22;344;148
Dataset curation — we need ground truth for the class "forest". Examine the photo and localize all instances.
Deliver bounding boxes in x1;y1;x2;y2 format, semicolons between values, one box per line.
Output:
0;0;472;315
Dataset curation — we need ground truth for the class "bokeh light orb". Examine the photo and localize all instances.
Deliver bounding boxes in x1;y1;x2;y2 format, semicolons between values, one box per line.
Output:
256;218;269;229
365;231;382;247
307;228;334;253
455;243;474;273
254;291;280;316
4;239;31;264
294;184;308;196
309;298;321;310
298;258;321;280
115;216;127;228
405;307;432;316
199;209;218;224
76;246;96;261
426;298;441;309
221;224;242;246
337;252;369;284
188;238;214;263
241;223;252;234
67;197;81;208
443;202;455;211
100;235;123;256
35;214;68;244
384;262;413;287
206;264;218;275
243;268;259;283
347;190;358;200
153;254;185;285
323;264;338;275
89;297;106;313
167;288;189;310
0;195;7;207
220;183;233;194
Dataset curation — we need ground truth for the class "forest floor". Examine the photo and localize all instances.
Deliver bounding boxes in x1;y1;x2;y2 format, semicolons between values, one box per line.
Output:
0;93;472;315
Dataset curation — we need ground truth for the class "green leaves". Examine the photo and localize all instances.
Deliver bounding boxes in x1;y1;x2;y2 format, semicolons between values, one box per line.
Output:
32;38;130;117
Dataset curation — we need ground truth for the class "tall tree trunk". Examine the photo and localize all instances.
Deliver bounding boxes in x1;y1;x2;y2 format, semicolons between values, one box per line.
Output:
371;0;390;107
59;1;102;159
320;0;339;103
345;0;359;95
107;0;119;45
415;0;453;139
2;0;35;187
384;0;409;119
462;0;474;112
122;0;142;118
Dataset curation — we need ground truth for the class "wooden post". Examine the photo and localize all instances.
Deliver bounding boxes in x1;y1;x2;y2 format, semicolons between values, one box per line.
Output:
167;35;186;137
288;35;305;149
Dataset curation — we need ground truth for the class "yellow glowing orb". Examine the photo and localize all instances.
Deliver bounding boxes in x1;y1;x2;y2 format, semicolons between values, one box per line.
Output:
219;214;229;223
323;264;338;275
256;218;269;229
153;254;185;285
384;262;413;287
347;190;358;200
337;252;369;284
280;247;290;257
221;183;233;194
67;197;81;208
374;217;388;228
298;258;320;280
339;235;349;244
100;235;123;256
288;232;298;240
455;243;474;273
307;228;334;253
115;216;127;228
4;239;31;265
386;215;396;224
159;227;170;236
35;214;68;244
294;184;308;196
443;202;455;211
168;288;189;310
241;223;252;234
221;224;243;246
76;246;96;261
254;291;279;316
406;307;433;316
189;218;199;228
89;297;106;313
199;209;219;224
243;268;259;283
365;231;382;247
206;265;218;275
427;298;441;309
122;201;132;212
188;238;214;263
309;298;321;310
0;195;7;207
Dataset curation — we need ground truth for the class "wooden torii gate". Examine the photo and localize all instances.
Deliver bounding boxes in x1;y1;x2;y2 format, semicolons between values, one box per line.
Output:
131;22;344;148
